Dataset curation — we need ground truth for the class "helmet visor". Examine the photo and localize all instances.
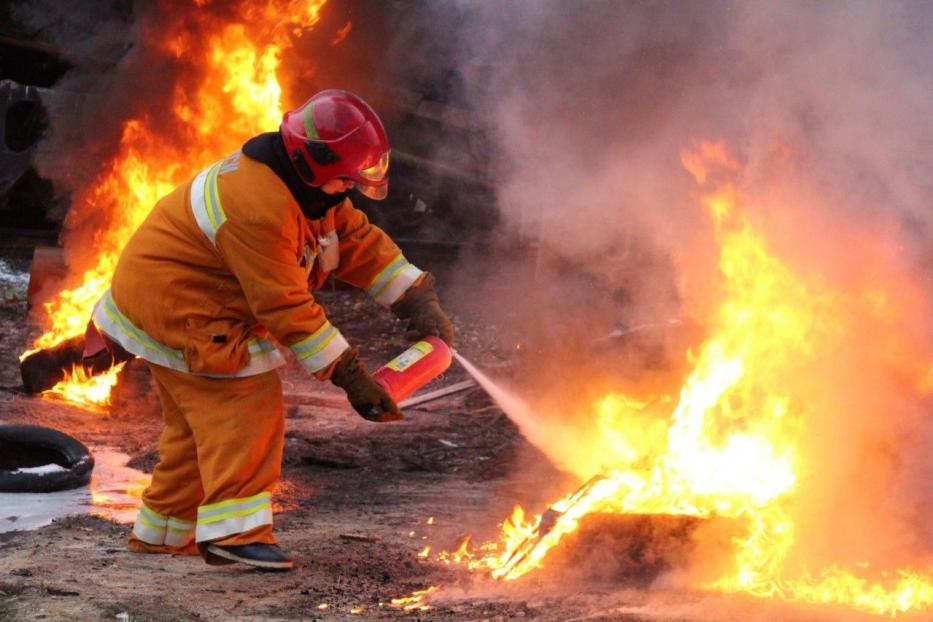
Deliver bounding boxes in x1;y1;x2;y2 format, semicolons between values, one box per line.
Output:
358;151;389;182
355;182;388;200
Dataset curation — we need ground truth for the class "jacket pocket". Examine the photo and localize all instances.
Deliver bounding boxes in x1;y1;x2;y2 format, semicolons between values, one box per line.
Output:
182;316;251;375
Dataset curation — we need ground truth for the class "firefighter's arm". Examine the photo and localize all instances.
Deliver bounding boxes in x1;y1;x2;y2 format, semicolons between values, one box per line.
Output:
215;211;349;379
331;199;454;345
215;211;402;420
330;199;426;306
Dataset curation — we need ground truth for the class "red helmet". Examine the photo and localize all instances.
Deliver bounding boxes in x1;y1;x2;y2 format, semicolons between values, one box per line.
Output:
280;89;390;200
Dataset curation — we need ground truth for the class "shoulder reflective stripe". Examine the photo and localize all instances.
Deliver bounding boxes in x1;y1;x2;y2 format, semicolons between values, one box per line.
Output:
195;492;273;542
366;254;424;306
205;163;226;230
93;289;286;377
289;322;350;372
190;162;226;245
219;150;241;175
190;166;213;243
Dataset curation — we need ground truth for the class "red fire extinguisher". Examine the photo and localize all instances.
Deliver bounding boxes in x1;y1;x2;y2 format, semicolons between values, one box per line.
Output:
372;336;452;403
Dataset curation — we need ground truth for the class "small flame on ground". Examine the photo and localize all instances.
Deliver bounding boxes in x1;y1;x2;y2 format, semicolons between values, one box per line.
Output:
387;586;439;612
41;363;127;409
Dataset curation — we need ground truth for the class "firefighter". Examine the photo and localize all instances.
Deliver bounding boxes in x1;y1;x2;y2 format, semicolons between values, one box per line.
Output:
91;90;454;570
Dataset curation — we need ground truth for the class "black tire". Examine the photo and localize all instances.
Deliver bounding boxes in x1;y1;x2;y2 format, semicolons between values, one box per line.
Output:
0;424;94;492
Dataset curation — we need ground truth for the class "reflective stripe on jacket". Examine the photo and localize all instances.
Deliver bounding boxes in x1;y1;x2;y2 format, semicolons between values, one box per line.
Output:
102;147;422;377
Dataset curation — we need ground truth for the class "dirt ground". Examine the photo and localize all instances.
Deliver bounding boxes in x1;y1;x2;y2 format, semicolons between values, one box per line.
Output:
0;269;626;622
0;259;893;622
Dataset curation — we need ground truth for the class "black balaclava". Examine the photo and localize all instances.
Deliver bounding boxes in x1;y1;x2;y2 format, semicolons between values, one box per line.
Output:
242;132;348;220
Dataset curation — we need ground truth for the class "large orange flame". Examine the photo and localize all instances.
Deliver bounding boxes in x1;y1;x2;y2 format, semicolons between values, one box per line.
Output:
431;140;933;617
24;1;326;406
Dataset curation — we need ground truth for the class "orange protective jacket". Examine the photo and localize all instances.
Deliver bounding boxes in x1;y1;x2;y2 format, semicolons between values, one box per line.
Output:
93;148;423;379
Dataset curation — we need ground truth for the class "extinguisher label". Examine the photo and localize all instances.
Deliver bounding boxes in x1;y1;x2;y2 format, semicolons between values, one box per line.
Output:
385;341;434;372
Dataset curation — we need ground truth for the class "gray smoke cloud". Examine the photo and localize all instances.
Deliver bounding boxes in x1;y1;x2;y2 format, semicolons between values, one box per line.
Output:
403;0;933;614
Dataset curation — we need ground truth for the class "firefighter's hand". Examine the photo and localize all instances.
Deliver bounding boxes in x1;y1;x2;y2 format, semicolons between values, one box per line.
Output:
390;273;455;346
330;347;403;422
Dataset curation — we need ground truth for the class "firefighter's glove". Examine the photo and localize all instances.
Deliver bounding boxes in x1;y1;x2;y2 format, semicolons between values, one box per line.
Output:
390;273;455;346
330;347;403;423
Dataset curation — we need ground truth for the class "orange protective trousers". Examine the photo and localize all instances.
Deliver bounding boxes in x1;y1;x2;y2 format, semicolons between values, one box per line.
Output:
128;363;283;556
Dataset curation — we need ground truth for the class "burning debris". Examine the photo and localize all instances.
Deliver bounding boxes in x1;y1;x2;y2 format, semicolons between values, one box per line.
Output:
4;0;933;620
398;142;933;617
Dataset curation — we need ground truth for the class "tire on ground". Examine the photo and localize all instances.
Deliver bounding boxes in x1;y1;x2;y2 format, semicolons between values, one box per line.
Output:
0;424;94;492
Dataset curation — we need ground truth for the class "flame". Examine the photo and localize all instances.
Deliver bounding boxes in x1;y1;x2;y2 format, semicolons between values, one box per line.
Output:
41;362;127;409
433;141;933;617
24;1;326;405
387;586;438;612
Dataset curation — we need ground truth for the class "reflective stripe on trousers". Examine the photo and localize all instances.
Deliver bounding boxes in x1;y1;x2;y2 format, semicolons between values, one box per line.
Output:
132;503;196;547
195;492;273;542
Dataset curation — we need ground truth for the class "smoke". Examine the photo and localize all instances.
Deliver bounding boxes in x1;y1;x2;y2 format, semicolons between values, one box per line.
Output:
14;0;378;287
12;0;136;219
412;0;933;611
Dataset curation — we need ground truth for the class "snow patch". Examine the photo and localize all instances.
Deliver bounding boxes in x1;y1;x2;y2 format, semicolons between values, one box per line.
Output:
9;463;68;475
0;447;149;533
0;258;29;310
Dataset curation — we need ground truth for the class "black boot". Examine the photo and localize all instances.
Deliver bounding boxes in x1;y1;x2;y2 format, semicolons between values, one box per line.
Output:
205;543;294;570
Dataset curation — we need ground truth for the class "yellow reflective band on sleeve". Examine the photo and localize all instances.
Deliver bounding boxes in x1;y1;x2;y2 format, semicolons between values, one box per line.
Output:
365;254;424;306
289;321;350;373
